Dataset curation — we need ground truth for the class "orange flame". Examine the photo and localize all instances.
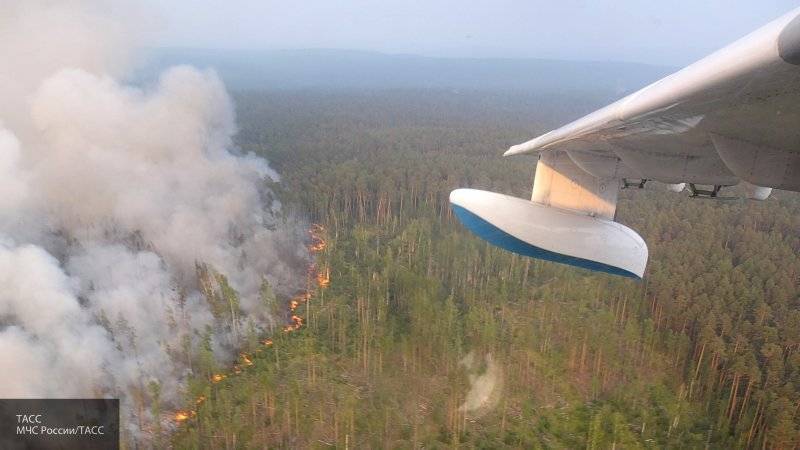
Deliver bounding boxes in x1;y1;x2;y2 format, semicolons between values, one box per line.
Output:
316;267;330;288
308;224;327;252
309;242;326;252
175;224;329;427
211;373;226;383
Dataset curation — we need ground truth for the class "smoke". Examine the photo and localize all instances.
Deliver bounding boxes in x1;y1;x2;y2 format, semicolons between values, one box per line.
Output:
0;0;306;440
459;352;503;418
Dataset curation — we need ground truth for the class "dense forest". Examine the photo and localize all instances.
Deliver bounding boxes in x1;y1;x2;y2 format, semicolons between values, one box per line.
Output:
171;89;799;449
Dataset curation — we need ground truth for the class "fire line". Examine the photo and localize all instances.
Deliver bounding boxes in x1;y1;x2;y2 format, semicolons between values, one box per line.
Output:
172;224;329;425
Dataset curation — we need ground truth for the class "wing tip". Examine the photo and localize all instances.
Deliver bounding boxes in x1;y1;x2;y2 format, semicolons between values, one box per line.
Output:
505;140;540;156
506;130;559;156
503;146;525;156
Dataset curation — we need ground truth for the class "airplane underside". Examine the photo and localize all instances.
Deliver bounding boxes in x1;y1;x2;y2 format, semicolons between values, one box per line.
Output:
451;132;800;278
450;104;800;279
451;7;800;279
450;138;798;279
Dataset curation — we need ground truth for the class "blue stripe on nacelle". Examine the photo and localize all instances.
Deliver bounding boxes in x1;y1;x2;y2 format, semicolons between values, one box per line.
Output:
451;204;640;279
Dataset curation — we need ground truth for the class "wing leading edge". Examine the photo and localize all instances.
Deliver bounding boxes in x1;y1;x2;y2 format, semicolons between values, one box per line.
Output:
505;7;800;193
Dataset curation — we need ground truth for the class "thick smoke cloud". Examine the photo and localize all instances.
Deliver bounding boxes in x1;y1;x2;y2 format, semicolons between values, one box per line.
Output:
0;0;306;439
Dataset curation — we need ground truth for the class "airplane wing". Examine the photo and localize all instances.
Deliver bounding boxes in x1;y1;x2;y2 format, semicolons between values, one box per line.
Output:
450;7;800;279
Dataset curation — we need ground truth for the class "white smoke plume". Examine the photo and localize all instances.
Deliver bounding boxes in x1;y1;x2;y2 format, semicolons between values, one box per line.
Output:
0;0;307;441
459;352;503;418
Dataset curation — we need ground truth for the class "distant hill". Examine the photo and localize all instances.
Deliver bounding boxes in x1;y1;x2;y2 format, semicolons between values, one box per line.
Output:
134;48;673;94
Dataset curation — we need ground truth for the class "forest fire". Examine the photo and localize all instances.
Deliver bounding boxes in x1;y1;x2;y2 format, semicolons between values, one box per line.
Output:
308;224;327;252
174;411;193;423
171;224;329;425
211;373;226;383
240;353;253;366
317;267;330;288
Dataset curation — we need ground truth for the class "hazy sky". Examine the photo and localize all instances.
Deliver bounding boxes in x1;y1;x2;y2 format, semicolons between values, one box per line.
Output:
143;1;800;65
